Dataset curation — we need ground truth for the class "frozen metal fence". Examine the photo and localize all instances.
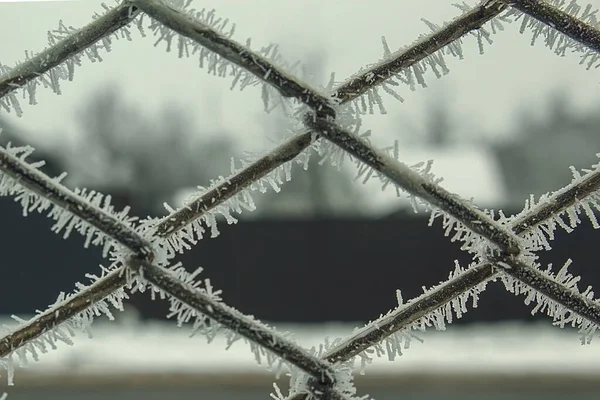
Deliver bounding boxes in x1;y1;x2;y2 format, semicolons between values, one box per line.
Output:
1;0;600;399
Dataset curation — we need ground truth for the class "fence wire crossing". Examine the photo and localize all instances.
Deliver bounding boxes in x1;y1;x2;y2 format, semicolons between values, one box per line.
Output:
1;0;600;399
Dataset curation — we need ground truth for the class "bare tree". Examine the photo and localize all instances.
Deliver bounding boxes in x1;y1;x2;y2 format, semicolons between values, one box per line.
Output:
492;89;600;206
62;85;236;215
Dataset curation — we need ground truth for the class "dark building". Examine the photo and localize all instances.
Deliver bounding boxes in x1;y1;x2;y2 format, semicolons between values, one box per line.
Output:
0;191;596;326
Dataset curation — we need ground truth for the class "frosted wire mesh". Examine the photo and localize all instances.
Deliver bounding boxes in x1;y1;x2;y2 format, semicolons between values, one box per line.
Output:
1;1;600;400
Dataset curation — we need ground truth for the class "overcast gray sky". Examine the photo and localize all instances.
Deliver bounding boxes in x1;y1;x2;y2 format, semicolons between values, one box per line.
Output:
1;0;600;211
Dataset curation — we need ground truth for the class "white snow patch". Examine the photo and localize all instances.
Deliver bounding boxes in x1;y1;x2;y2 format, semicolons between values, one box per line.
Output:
10;318;597;376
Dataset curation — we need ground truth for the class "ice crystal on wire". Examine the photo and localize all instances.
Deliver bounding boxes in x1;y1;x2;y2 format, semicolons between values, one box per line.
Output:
138;129;316;256
128;261;312;382
341;2;513;119
317;261;490;375
308;107;502;260
0;133;139;258
0;261;128;385
282;333;370;400
0;1;140;117
508;155;600;253
500;259;598;344
138;0;307;117
504;0;600;69
286;357;362;400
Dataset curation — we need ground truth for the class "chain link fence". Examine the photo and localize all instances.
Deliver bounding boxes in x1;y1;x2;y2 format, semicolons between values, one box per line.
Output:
1;1;600;399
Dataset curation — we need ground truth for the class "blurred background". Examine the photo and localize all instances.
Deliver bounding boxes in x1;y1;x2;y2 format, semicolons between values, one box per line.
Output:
1;0;600;399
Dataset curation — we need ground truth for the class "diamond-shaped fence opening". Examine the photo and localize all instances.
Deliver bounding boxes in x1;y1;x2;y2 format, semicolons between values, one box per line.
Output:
1;0;600;399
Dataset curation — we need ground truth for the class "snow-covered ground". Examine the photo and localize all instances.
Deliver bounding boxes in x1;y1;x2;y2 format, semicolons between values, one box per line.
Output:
6;316;598;378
